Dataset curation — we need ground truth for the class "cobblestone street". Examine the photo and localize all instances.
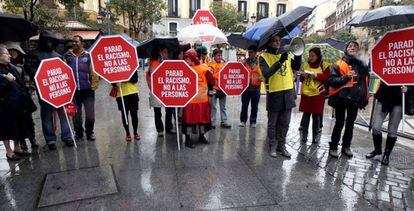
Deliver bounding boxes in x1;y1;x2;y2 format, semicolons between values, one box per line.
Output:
0;70;413;210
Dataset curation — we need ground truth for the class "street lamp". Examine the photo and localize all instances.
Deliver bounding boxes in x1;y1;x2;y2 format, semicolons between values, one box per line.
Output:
105;0;111;35
250;13;257;24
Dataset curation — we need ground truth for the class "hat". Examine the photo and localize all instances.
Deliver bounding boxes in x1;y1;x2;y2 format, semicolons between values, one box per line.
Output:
4;41;26;55
184;49;200;65
196;46;208;54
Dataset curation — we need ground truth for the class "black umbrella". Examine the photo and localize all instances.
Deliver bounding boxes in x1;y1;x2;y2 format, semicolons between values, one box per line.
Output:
0;13;38;42
227;33;257;49
137;37;190;58
257;6;314;48
349;5;414;27
318;38;346;51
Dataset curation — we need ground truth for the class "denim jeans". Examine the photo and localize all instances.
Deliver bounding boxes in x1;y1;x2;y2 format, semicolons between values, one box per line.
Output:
210;95;228;124
40;100;72;144
372;101;402;138
240;88;261;124
73;90;95;137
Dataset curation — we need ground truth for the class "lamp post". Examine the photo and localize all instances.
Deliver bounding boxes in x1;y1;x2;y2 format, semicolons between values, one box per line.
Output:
105;0;111;35
250;13;257;24
97;15;103;30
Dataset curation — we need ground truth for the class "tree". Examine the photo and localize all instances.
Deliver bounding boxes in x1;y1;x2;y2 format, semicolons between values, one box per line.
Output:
210;1;244;33
57;0;85;19
303;34;329;44
110;0;166;40
335;32;357;42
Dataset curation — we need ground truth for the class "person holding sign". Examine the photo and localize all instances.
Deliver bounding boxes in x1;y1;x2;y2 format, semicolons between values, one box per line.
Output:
366;83;413;165
182;49;215;148
112;72;140;142
64;35;99;142
298;47;330;144
259;35;302;158
0;45;32;161
239;45;262;128
207;49;231;129
328;41;370;158
25;31;74;150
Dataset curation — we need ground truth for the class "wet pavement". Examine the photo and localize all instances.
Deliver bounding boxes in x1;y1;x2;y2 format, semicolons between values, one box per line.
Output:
0;70;413;210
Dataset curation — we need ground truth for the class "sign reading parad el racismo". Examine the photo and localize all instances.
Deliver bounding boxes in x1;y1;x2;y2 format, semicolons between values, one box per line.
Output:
35;58;77;108
371;27;414;86
192;10;218;27
89;35;139;83
151;60;198;107
218;62;250;96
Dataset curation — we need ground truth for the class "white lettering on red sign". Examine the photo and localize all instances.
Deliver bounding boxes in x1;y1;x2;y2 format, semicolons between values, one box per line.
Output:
223;68;246;90
96;45;132;74
380;39;414;75
42;67;72;99
158;69;191;98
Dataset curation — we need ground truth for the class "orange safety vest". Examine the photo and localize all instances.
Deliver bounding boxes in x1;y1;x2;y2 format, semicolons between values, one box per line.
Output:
329;60;369;101
206;61;225;90
190;64;209;104
146;60;161;89
245;61;262;87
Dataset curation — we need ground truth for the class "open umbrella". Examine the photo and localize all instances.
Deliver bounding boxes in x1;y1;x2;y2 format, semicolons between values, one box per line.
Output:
0;13;38;42
137;37;190;58
303;43;344;65
177;24;227;46
243;6;313;48
120;33;139;47
227;33;257;49
349;5;414;27
318;38;346;51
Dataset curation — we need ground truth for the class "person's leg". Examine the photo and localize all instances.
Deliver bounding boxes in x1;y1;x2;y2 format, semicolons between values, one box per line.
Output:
240;91;250;124
3;140;19;160
330;105;346;155
250;89;261;125
27;113;38;147
341;104;358;148
73;91;84;138
382;105;403;165
312;113;322;143
219;96;229;125
165;107;174;132
58;107;74;145
210;95;218;125
83;90;96;139
367;102;387;158
276;109;292;158
121;109;130;136
131;109;139;135
154;107;164;133
267;110;279;157
299;112;311;142
40;101;57;145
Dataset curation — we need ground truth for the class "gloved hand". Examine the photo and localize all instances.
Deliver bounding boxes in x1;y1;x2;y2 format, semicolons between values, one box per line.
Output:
279;52;288;64
3;73;16;82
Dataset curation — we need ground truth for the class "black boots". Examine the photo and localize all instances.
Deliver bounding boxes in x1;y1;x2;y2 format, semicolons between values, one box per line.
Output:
381;136;397;165
185;135;195;148
366;134;383;159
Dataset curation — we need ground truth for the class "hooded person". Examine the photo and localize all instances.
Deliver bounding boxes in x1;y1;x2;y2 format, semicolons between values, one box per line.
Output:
327;41;370;158
182;49;215;148
25;30;74;150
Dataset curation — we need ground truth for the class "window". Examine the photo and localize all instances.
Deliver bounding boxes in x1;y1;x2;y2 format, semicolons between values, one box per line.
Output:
189;0;201;18
257;2;269;21
168;0;178;17
238;1;247;21
169;22;178;36
276;4;286;16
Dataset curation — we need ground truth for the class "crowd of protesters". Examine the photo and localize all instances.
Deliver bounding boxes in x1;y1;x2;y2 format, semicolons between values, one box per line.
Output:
1;30;412;166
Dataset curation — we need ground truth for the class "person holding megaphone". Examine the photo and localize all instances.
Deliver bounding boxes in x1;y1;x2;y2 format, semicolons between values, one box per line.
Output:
259;34;302;158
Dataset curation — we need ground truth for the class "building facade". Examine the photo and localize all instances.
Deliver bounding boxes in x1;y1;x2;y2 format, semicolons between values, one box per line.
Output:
305;0;337;36
335;0;371;32
153;0;294;37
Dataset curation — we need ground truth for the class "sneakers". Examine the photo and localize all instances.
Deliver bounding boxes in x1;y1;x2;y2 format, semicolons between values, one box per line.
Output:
199;135;209;144
341;147;353;157
365;150;382;159
126;135;132;142
239;122;246;127
64;140;74;147
221;123;231;128
250;123;256;128
158;132;164;137
48;143;57;151
87;134;96;141
277;148;291;158
329;149;339;158
134;134;141;141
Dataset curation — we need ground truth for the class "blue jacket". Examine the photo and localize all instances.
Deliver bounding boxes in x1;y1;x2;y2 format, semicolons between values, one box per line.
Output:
64;49;97;90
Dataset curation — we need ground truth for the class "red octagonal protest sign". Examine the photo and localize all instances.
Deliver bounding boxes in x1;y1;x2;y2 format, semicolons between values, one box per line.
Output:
90;35;139;83
151;60;198;107
218;62;250;96
192;10;217;27
371;27;414;86
35;58;77;108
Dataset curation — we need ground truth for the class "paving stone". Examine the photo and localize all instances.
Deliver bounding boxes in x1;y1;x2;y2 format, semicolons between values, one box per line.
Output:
377;191;391;202
38;165;118;208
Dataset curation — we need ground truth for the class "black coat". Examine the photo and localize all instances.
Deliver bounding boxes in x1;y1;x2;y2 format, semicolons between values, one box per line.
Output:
328;55;369;109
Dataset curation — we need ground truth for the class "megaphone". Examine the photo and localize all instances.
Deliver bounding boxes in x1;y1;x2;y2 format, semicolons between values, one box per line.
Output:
283;37;305;56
